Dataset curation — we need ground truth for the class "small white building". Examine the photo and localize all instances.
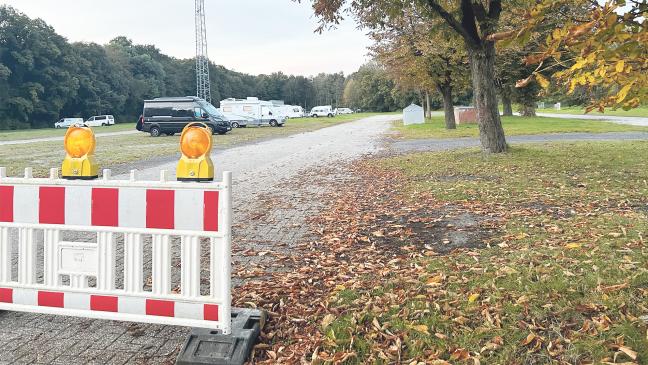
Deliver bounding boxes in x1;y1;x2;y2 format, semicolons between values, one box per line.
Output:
403;104;425;125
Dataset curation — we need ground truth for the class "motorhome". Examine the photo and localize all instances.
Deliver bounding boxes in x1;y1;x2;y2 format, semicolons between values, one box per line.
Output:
279;105;304;118
219;97;286;127
216;108;256;128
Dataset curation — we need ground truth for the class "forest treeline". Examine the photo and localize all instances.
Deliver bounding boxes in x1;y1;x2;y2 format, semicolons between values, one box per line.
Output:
0;6;416;129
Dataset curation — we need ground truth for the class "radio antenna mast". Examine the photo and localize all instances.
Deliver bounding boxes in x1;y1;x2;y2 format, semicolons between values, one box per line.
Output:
195;0;212;103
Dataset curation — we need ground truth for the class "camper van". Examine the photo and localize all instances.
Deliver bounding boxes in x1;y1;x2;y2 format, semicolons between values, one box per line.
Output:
309;105;335;118
219;97;286;127
139;97;231;137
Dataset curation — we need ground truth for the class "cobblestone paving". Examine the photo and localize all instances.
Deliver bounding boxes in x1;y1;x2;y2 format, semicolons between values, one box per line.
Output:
0;115;397;364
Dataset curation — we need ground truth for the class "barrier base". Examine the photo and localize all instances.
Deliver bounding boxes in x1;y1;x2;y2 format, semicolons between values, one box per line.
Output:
176;308;266;365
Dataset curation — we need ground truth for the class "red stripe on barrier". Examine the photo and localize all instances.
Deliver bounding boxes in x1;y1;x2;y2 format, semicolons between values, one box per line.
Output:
203;191;219;231
146;190;174;229
90;295;118;312
91;188;119;227
38;291;64;308
204;304;219;321
39;187;65;224
0;288;12;303
146;299;174;317
0;186;14;222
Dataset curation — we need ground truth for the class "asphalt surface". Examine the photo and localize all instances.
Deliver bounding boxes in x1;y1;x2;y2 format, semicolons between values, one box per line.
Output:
391;131;648;153
535;112;648;126
0;130;138;146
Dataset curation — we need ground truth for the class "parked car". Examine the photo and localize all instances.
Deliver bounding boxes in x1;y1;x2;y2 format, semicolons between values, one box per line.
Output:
54;118;84;128
310;106;335;118
219;97;286;127
85;115;115;127
140;97;231;137
335;108;353;115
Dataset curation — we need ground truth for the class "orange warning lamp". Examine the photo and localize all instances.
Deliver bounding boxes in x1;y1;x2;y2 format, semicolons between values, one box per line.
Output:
177;122;214;181
62;125;99;179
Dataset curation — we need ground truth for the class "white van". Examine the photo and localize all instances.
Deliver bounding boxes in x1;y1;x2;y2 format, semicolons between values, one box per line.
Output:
310;106;335;118
219;97;286;127
335;108;354;115
54;118;84;128
85;115;115;127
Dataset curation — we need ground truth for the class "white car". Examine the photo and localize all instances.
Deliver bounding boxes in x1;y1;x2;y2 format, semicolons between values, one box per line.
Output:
54;118;84;128
310;106;335;118
335;108;353;115
85;115;115;127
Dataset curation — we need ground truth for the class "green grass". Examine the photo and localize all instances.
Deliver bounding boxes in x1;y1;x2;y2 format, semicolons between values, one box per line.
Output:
331;142;648;363
0;123;137;141
393;115;648;139
536;105;648;117
0;113;381;177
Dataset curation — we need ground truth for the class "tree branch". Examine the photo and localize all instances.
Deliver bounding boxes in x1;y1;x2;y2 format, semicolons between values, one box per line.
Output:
424;0;476;46
471;1;488;22
488;0;502;20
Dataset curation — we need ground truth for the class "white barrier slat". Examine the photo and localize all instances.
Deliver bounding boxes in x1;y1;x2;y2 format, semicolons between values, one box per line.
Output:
124;233;143;293
0;227;10;283
70;274;88;289
181;235;200;297
18;228;36;285
43;229;60;286
65;186;92;226
97;232;115;291
152;234;171;295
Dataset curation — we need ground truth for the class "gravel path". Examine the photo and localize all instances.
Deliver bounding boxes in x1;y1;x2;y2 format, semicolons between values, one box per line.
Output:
391;131;648;153
535;112;648;126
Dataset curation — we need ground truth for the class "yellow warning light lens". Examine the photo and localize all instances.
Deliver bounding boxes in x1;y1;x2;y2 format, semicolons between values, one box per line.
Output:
64;127;95;158
180;127;211;159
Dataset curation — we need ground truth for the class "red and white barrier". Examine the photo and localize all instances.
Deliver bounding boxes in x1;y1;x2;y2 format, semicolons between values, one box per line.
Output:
0;167;232;333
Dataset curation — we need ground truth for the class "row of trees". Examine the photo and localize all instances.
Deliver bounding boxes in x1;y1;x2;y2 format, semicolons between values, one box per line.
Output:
303;0;645;153
0;6;414;130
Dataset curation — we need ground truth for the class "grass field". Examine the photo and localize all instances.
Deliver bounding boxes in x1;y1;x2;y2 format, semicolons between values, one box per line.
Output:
393;115;648;139
0;123;137;142
536;106;648;118
0;113;379;177
318;141;648;363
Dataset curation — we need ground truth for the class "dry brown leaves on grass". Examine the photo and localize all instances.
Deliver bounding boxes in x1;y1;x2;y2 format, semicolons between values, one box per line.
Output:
231;161;505;364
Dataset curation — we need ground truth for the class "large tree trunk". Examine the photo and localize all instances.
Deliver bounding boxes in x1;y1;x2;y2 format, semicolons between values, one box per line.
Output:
425;90;432;118
520;102;536;117
439;85;456;129
501;89;513;116
468;44;507;153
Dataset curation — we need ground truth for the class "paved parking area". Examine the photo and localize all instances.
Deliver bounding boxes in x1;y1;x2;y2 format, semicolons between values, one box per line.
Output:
0;115;397;364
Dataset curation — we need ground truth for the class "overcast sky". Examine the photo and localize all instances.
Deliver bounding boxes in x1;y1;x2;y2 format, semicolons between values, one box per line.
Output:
1;0;372;76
